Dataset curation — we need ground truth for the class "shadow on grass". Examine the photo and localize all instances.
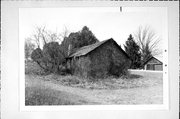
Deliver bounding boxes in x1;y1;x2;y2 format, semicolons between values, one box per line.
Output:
25;87;97;105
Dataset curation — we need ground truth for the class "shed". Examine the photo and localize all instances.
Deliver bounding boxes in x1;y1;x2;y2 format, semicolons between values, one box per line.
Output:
144;56;163;71
66;38;131;79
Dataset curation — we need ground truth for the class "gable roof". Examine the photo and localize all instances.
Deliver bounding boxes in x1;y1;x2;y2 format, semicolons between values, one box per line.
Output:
68;38;129;58
154;56;163;63
144;56;163;65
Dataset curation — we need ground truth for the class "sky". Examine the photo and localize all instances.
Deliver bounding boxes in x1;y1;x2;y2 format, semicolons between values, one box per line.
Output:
19;7;167;51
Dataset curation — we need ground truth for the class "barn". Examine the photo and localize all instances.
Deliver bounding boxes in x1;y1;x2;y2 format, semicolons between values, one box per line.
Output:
66;38;131;79
144;56;163;71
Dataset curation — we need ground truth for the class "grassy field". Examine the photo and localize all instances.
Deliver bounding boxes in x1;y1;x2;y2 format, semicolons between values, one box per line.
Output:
25;86;97;105
25;61;163;105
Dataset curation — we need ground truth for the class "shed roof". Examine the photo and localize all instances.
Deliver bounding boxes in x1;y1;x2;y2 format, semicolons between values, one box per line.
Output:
68;38;129;58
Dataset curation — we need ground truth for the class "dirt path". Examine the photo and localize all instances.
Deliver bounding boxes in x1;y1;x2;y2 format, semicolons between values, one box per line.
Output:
26;74;163;104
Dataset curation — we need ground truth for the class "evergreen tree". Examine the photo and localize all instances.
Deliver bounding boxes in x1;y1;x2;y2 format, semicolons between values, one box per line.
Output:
60;26;99;57
124;34;141;69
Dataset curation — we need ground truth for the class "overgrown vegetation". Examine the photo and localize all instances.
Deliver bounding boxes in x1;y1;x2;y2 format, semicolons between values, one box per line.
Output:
26;63;162;90
60;26;99;58
26;61;162;90
26;25;162;80
29;26;98;74
25;60;45;75
25;61;163;105
43;72;162;90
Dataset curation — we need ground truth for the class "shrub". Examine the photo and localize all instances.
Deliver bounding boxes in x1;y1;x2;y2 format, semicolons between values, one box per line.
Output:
25;60;46;75
31;48;43;63
31;42;66;73
42;42;65;73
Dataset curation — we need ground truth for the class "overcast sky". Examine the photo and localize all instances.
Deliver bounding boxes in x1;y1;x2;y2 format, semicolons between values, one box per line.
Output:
19;7;167;50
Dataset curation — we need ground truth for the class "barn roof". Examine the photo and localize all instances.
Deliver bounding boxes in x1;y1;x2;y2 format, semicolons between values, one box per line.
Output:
68;38;129;58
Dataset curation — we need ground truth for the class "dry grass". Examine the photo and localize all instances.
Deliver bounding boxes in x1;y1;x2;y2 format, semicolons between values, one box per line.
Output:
25;86;97;105
38;71;162;90
26;87;75;105
25;73;163;105
25;61;162;90
25;61;163;105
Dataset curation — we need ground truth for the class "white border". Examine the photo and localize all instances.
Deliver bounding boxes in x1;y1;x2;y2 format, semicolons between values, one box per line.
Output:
19;7;169;111
1;1;179;119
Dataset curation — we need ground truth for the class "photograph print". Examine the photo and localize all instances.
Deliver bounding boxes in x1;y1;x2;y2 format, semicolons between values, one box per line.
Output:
19;7;168;106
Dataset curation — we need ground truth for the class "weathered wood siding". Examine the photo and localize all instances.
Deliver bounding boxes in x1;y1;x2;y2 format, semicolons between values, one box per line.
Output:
67;39;131;79
88;40;131;78
68;56;91;78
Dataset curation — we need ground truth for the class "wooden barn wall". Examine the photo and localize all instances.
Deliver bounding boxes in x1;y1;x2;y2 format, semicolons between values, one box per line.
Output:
110;42;131;75
69;56;91;78
88;40;131;78
88;44;111;78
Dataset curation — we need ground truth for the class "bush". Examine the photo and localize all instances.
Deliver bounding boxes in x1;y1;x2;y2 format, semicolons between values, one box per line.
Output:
31;48;43;63
25;60;46;75
42;42;65;73
31;42;66;73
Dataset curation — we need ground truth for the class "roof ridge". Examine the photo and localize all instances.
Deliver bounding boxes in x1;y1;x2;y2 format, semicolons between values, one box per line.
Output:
68;38;112;58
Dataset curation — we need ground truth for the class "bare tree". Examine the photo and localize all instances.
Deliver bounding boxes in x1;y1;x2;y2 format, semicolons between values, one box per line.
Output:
29;26;54;48
28;26;70;73
44;30;62;43
134;26;162;67
25;38;35;60
59;26;70;39
37;26;47;45
31;26;70;48
31;26;42;48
